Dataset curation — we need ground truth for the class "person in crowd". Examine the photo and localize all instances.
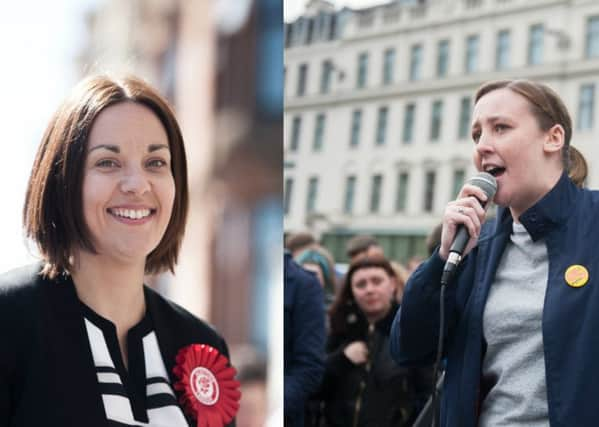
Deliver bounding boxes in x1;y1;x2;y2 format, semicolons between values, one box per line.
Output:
295;245;337;306
285;231;317;258
391;79;599;426
0;75;238;427
345;235;384;263
320;256;429;426
284;252;326;427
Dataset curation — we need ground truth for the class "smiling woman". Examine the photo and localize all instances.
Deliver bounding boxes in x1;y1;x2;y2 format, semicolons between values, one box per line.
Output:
0;75;239;427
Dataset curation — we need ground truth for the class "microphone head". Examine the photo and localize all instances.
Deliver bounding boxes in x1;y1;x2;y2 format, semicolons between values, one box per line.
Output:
468;171;497;200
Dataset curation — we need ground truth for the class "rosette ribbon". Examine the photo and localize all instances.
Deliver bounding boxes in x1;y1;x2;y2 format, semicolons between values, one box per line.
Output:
173;344;241;427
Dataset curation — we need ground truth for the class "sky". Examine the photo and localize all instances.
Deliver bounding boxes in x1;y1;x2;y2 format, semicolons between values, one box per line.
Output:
285;0;385;22
0;0;99;273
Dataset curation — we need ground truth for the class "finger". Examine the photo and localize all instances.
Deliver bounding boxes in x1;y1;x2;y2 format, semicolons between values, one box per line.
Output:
457;184;489;203
452;206;479;239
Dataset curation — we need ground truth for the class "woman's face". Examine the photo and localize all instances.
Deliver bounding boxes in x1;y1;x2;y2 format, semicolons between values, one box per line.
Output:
350;267;396;321
81;102;175;266
471;88;563;215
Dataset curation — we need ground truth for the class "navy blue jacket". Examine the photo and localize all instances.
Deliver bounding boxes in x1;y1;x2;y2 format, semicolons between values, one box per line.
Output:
391;173;599;427
284;252;325;427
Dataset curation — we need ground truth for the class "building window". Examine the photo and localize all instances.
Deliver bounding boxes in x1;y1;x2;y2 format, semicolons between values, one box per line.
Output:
313;113;326;151
350;109;362;147
320;60;333;94
586;16;599;58
403;103;415;144
375;106;388;145
284;177;294;215
430;100;443;141
424;171;436;213
578;84;595;130
458;97;471;139
437;40;449;77
382;48;395;85
452;169;466;199
290;116;302;152
410;44;422;81
297;63;308;96
465;35;479;73
496;30;510;70
395;172;409;212
528;24;544;65
357;52;369;88
306;177;319;214
343;175;357;214
370;174;383;213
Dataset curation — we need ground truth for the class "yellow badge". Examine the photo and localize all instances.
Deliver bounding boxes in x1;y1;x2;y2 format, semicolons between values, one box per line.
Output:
564;265;589;288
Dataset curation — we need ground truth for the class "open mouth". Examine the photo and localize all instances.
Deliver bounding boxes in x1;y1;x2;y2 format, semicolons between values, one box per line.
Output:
107;208;156;221
485;166;506;178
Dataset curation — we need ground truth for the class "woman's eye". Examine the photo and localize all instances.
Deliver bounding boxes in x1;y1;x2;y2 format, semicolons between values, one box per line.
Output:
495;123;508;132
472;131;481;143
147;159;168;168
96;159;119;168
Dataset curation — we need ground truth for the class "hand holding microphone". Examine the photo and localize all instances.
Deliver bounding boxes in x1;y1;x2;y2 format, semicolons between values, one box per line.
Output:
439;172;497;284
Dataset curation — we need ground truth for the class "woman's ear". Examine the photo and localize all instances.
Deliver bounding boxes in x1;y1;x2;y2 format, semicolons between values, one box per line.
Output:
543;124;565;154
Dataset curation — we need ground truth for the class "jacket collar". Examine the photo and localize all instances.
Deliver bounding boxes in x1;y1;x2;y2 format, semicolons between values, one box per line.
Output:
493;172;578;242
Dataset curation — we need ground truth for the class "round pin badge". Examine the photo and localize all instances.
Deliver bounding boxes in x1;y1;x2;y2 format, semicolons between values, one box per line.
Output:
564;265;589;288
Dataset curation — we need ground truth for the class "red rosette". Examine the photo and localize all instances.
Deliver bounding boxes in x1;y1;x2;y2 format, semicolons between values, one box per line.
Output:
173;344;241;427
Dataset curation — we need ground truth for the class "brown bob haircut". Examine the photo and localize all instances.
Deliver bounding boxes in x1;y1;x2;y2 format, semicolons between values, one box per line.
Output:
24;75;189;278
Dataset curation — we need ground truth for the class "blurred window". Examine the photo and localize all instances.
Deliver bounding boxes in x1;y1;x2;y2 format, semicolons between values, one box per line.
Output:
297;63;308;96
528;24;544;65
496;30;511;70
284;177;294;215
306;177;319;213
430;100;443;141
383;48;395;85
452;169;466;199
370;174;383;213
357;52;369;88
403;103;416;144
320;60;333;94
410;44;422;81
344;175;357;214
290;116;302;151
375;106;388;145
437;39;449;77
458;96;471;139
465;34;479;73
350;109;362;147
424;171;436;213
578;84;595;130
586;16;599;58
395;172;409;212
313;113;326;151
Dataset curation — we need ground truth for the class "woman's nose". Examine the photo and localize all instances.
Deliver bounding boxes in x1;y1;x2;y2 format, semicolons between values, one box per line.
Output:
120;169;150;195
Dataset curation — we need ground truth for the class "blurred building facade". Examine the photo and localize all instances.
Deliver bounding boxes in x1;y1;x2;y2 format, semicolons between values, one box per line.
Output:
80;1;282;425
285;0;599;262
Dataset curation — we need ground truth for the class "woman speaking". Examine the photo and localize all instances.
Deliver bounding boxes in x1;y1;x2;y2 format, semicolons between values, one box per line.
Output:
391;79;599;427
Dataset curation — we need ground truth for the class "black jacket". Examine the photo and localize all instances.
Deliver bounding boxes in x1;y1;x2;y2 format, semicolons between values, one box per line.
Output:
0;263;233;427
321;303;431;427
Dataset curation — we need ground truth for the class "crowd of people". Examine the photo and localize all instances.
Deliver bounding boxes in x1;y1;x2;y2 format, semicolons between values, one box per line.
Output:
284;231;433;427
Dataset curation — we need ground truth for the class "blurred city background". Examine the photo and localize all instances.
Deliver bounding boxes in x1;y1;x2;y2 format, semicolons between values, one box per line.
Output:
0;1;282;426
284;0;599;269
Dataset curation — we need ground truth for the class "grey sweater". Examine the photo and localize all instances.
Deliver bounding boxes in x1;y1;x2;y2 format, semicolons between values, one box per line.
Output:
478;222;549;427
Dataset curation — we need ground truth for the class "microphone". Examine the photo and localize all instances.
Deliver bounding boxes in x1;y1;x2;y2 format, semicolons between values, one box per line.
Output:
440;172;497;285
